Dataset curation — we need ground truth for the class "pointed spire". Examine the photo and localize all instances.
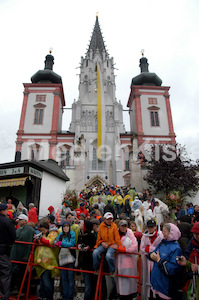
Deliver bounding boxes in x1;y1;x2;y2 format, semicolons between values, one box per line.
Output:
87;16;108;59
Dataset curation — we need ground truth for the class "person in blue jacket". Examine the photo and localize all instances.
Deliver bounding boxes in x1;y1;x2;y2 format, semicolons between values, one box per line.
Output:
53;221;76;300
148;223;182;300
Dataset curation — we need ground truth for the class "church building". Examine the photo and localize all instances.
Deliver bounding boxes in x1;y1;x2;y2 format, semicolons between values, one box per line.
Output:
15;16;176;193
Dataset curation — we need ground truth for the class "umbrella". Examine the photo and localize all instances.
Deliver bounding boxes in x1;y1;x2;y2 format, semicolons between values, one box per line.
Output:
131;199;142;211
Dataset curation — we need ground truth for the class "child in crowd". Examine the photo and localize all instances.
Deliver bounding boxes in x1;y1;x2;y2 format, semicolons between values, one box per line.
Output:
130;221;143;250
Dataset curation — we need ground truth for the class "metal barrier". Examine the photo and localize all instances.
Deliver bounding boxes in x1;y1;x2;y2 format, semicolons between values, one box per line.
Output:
10;241;142;300
142;253;151;300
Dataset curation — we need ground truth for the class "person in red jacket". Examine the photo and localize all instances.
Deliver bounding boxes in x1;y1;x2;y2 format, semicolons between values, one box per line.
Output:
28;203;38;224
75;202;89;219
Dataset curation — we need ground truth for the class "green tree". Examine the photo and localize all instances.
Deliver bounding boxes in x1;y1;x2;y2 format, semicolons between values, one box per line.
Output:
143;144;199;199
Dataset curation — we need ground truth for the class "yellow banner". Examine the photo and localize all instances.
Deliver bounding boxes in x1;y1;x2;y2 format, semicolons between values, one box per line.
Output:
97;64;102;158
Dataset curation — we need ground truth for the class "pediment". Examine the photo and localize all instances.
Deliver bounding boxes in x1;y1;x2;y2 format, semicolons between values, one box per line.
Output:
147;106;160;110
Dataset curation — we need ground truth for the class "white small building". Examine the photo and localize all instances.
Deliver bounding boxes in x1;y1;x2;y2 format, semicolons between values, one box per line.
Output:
0;159;69;217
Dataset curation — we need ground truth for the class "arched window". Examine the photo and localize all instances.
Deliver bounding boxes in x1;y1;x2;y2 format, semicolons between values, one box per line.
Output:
33;103;46;125
148;106;160;127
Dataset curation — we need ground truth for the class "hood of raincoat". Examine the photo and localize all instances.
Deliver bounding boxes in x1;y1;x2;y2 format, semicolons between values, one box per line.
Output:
167;223;181;241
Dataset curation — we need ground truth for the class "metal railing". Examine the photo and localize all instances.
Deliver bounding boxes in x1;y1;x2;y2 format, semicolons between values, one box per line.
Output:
10;241;142;300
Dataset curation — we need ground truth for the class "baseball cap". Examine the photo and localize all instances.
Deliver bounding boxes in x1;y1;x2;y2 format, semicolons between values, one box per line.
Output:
103;212;113;219
147;220;156;227
0;203;8;211
80;202;85;206
17;214;28;221
118;219;128;226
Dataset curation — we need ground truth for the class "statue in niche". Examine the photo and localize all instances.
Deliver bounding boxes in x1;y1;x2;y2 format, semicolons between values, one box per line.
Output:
76;134;85;146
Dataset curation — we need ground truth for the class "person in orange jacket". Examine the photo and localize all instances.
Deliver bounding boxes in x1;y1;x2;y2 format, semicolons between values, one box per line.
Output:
92;212;122;277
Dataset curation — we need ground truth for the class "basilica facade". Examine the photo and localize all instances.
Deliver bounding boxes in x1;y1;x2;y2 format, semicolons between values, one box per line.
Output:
16;16;176;193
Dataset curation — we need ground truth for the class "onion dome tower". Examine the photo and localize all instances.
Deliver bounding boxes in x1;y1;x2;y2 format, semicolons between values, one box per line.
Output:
31;52;62;84
16;51;65;161
131;52;162;87
127;51;176;192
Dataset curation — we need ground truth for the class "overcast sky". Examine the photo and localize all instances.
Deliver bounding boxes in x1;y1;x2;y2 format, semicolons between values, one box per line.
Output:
0;0;199;164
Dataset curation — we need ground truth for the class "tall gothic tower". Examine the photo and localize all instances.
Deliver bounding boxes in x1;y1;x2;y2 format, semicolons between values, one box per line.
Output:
69;16;125;185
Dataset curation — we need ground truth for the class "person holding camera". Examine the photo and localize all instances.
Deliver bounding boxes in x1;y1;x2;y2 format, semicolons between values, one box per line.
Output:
177;255;199;300
181;222;199;299
77;220;96;300
147;223;182;300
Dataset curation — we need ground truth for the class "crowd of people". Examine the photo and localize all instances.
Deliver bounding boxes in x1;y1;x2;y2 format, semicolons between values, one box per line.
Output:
0;185;199;300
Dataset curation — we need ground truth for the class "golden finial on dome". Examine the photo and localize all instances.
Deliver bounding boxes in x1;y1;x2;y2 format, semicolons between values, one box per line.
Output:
49;47;53;54
96;11;99;17
141;49;145;56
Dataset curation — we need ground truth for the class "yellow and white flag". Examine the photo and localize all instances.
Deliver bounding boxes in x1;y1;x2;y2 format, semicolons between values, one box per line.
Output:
96;63;105;159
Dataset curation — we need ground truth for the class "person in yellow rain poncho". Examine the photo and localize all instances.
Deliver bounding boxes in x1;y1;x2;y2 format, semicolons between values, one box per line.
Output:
127;188;137;200
113;191;124;217
100;190;107;204
89;190;99;207
34;222;59;300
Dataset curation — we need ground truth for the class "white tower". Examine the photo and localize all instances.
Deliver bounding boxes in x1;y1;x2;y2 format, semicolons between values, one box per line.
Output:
127;53;176;191
16;52;65;162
